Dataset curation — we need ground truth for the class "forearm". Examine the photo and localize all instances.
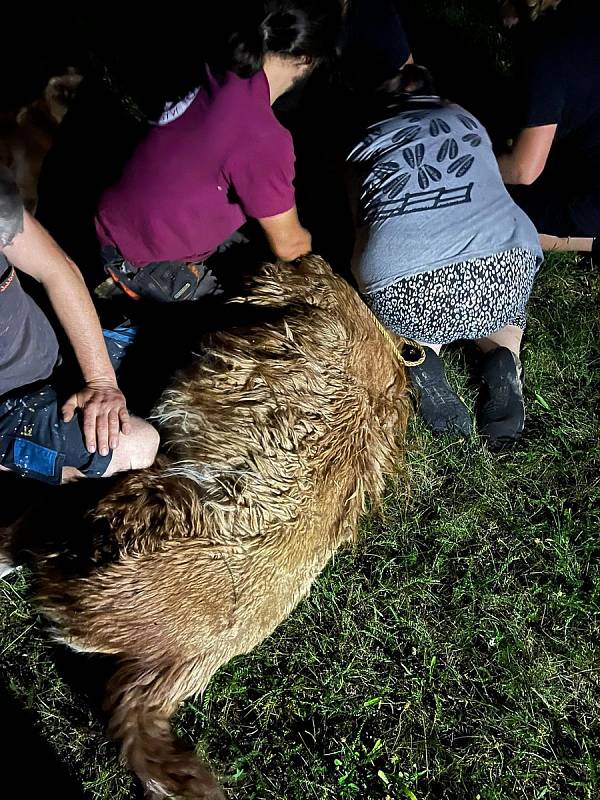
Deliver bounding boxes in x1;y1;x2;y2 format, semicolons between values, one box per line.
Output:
497;124;556;186
45;266;116;386
259;207;312;261
271;227;312;261
5;213;116;386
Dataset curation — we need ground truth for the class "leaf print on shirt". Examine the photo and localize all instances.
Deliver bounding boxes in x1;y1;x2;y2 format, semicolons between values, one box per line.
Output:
447;154;475;177
418;164;442;189
462;133;482;147
391;125;421;147
429;117;452;137
457;113;478;130
402;143;425;169
363;161;411;205
387;172;411;198
436;137;459;162
402;144;442;189
371;161;401;188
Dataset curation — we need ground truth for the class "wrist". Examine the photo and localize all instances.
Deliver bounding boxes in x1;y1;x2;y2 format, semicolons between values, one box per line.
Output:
84;373;119;389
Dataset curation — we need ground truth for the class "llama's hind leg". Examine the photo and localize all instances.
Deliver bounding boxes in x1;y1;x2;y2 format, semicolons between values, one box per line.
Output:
106;655;226;800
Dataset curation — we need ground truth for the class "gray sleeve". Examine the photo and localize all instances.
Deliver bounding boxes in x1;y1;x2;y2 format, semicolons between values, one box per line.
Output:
0;165;24;248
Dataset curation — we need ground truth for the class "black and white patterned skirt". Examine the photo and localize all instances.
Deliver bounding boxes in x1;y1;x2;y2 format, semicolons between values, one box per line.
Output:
363;248;540;345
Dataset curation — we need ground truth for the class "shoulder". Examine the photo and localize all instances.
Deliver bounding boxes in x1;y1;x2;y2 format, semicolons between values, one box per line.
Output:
444;104;483;129
211;69;271;113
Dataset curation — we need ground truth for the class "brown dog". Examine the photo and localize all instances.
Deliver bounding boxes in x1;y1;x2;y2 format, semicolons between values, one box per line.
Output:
0;256;410;799
499;0;562;26
0;69;82;212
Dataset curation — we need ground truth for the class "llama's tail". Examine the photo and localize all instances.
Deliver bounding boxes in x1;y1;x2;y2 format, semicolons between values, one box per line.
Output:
106;657;224;800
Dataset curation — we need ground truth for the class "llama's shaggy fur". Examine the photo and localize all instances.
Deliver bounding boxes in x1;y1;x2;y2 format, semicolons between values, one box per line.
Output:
1;256;410;799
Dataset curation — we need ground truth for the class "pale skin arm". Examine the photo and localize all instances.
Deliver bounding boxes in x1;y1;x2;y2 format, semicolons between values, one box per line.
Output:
2;212;131;456
258;206;312;261
497;124;595;251
497;124;557;185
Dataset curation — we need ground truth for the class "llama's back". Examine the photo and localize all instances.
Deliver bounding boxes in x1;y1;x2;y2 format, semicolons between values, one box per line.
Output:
36;257;408;655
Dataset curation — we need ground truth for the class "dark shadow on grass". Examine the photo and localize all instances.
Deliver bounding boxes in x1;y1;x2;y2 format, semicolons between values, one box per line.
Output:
44;645;145;800
0;679;88;798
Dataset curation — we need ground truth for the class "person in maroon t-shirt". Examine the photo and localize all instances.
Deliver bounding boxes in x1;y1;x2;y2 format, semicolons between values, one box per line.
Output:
95;1;342;302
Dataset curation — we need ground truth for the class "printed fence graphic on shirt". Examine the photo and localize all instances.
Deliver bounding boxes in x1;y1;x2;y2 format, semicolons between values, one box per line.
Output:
364;182;474;224
352;108;483;226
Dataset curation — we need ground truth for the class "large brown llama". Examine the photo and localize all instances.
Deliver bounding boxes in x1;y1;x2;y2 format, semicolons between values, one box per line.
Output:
0;255;411;799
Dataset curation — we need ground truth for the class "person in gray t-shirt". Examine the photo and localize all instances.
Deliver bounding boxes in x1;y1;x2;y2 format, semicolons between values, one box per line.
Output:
0;167;158;485
348;65;543;449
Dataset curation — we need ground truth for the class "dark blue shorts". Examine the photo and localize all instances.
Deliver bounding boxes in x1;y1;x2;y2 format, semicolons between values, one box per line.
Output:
0;325;136;484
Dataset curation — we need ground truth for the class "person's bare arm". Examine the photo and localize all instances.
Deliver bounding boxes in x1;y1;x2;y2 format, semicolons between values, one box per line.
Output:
497;124;557;185
258;206;312;261
2;211;130;455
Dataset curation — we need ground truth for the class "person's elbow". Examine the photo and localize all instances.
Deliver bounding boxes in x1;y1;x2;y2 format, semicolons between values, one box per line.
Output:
40;252;86;291
500;157;544;187
500;126;555;186
515;161;544;186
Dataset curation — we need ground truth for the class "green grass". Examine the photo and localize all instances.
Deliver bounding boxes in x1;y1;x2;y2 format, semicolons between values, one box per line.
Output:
1;255;599;799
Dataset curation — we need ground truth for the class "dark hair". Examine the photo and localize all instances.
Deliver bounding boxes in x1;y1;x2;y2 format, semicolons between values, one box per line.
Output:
222;1;342;79
392;64;436;97
359;64;439;127
79;4;340;121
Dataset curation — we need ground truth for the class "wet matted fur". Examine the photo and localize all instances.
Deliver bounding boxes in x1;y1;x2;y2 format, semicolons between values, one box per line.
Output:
1;255;410;799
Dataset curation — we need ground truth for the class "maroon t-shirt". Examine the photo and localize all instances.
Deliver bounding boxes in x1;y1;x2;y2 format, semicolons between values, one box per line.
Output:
95;69;296;267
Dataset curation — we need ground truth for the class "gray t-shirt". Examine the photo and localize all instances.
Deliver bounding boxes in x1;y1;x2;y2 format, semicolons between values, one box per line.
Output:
0;168;59;397
349;100;543;293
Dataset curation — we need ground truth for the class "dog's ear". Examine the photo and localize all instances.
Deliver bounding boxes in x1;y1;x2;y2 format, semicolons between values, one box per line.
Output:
44;71;83;124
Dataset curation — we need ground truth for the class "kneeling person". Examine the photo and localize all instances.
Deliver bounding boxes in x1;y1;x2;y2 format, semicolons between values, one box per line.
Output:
349;66;543;448
0;168;158;483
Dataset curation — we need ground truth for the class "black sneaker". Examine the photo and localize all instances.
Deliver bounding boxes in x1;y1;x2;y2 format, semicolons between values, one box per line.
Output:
409;347;472;436
476;347;525;450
